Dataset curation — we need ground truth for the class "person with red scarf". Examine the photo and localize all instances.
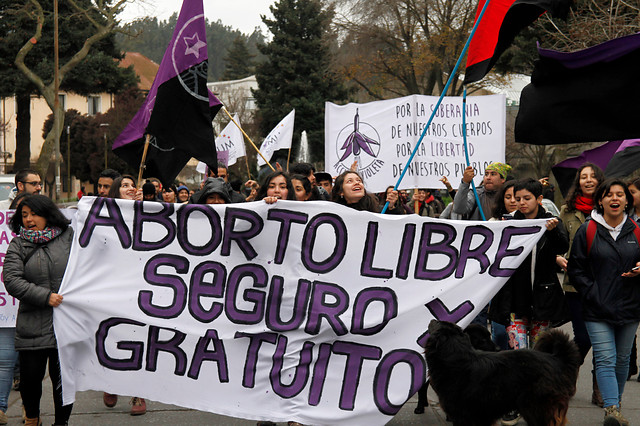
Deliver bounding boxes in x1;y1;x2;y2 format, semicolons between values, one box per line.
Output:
411;188;444;217
557;162;605;407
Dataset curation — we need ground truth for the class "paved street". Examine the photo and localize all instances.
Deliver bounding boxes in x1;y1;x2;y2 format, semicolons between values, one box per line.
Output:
4;327;639;425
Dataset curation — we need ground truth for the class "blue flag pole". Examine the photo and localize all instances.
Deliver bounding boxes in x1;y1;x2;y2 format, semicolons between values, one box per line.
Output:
462;87;486;220
381;0;493;214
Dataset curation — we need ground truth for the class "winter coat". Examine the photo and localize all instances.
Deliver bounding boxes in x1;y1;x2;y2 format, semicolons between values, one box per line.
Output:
3;228;73;350
568;217;640;325
489;208;570;326
193;177;231;204
559;205;588;293
452;181;499;220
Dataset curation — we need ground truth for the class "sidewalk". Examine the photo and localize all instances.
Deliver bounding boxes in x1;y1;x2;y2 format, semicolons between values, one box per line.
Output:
4;331;639;425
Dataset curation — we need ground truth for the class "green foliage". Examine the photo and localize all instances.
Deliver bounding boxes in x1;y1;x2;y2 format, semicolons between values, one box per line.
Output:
495;0;640;77
253;0;349;163
0;0;139;172
333;0;476;99
116;14;266;81
222;36;255;80
0;0;137;97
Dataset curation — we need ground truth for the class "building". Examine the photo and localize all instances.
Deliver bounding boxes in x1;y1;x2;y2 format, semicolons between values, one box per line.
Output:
0;92;114;175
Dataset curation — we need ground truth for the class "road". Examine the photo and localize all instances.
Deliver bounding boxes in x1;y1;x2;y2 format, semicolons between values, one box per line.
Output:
5;326;639;425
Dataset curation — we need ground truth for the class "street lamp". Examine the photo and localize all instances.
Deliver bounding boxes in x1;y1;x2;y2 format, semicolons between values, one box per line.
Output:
100;123;109;169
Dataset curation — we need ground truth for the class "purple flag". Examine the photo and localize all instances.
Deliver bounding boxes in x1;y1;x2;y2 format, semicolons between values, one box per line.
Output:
552;140;640;196
113;0;221;187
516;33;640;145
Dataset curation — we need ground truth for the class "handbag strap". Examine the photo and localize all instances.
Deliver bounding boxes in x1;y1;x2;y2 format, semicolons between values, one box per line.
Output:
22;244;42;265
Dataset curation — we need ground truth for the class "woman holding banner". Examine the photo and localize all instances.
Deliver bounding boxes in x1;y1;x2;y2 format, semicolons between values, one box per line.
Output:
331;171;403;214
3;195;73;426
104;176;146;415
107;175;143;201
255;171;297;204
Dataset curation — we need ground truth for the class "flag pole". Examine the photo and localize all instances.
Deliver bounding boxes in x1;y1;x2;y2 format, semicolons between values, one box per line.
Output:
286;147;292;172
381;0;494;214
244;155;252;180
462;87;486;220
222;107;275;171
137;134;151;187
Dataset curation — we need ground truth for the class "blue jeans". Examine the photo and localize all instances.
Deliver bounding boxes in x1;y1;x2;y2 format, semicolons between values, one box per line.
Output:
585;321;639;407
0;328;17;412
491;321;509;351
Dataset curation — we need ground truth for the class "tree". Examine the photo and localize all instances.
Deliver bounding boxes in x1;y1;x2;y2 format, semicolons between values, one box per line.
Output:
222;36;255;80
496;0;640;77
116;15;266;81
0;0;137;185
43;87;141;183
332;0;477;99
253;0;349;162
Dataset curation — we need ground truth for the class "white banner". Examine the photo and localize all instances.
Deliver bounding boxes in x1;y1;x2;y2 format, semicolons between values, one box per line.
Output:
325;94;506;193
0;211;19;327
215;114;246;166
258;109;295;167
56;197;545;425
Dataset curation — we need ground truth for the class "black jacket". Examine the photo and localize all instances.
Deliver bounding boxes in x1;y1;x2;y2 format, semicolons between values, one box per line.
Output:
568;217;640;325
489;209;570;325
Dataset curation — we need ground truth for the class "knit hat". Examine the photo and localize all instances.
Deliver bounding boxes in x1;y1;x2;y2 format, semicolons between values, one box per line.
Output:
177;185;189;193
485;162;512;179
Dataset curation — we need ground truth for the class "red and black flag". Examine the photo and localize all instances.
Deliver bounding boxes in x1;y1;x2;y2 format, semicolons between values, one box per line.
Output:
113;0;221;187
515;33;640;144
464;0;571;84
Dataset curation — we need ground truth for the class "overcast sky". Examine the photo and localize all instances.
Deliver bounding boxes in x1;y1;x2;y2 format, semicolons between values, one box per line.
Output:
120;0;277;35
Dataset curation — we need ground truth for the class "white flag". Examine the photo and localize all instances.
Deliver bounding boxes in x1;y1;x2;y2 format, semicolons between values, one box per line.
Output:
257;109;295;167
214;114;246;166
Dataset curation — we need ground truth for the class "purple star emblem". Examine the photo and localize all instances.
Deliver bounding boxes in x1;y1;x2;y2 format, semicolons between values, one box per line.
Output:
184;33;206;59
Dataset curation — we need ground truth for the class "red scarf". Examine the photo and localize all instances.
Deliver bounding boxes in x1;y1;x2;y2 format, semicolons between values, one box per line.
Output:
574;195;594;214
425;194;435;204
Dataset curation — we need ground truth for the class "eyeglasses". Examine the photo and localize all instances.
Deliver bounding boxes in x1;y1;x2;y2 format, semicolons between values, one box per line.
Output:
22;181;42;187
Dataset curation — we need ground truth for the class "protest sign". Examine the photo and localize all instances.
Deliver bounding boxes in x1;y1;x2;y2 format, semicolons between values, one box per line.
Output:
325;94;505;193
56;197;544;425
215;113;246;166
0;210;18;327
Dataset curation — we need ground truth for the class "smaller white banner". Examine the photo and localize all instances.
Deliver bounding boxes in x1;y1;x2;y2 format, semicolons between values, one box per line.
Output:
215;114;246;166
258;109;295;167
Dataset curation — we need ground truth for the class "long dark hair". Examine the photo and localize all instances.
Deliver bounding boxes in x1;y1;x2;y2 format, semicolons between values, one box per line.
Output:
565;163;604;212
107;175;136;199
255;171;297;201
492;180;517;219
331;171;380;212
291;174;320;201
10;194;70;234
593;178;634;215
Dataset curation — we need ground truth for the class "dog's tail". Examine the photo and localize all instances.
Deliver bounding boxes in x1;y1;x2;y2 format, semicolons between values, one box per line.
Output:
533;329;581;375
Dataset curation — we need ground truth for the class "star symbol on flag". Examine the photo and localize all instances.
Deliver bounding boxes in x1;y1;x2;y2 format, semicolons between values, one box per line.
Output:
184;33;206;59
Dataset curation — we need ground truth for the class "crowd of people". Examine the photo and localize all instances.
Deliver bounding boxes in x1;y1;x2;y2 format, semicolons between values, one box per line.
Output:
0;160;638;426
